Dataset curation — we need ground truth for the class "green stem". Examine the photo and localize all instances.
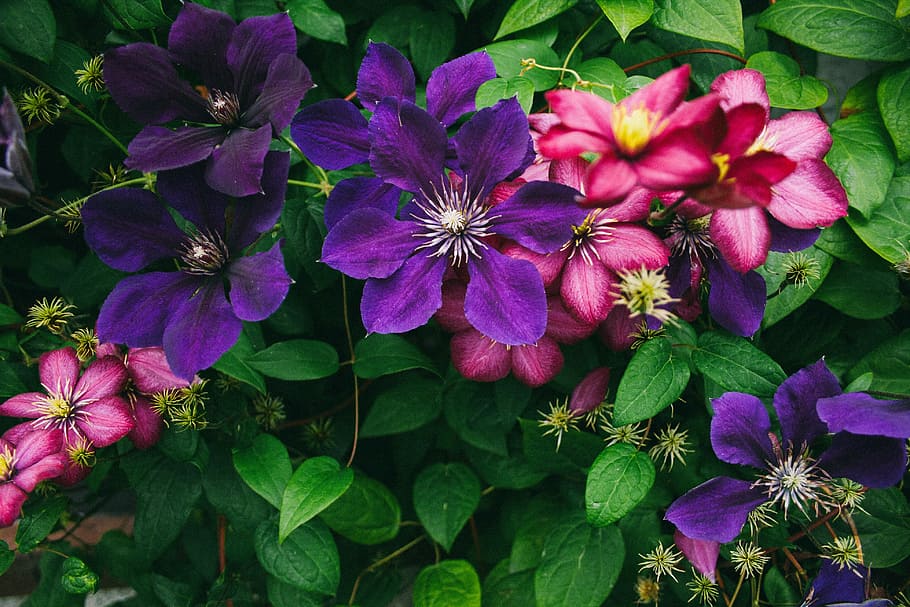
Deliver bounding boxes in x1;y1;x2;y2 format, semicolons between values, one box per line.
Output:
280;134;330;184
559;15;604;86
66;103;129;155
288;179;329;190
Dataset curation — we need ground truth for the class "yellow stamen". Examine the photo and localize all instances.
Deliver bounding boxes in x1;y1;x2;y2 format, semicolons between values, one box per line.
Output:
612;104;667;156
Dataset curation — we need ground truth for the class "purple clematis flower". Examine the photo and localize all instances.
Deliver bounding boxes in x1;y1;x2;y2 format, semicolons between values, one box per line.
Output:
802;562;892;607
82;152;293;380
665;359;908;543
0;88;34;208
290;41;496;171
321;97;582;345
0;428;67;527
104;3;312;197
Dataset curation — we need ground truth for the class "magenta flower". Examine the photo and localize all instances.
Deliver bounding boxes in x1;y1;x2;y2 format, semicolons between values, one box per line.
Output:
104;4;312;196
702;69;848;271
0;429;67;527
538;65;719;205
569;367;611;416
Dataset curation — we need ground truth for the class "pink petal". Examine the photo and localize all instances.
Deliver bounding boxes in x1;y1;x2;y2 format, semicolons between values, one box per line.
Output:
549;157;587;192
544;89;614;134
58;459;92;486
12;428;63;469
15;451;66;492
598;304;638;351
95;343;121;358
511;337;563;387
75;396;135;447
623;64;690;115
128;396;164;450
570;367;611;415
435;280;471;333
74;355;128;403
674;529;720;582
127;347;192;394
39;347;81;399
528;112;561;135
560;253;615;324
545;296;598;344
595;223;670;272
718;104;768;157
585;154;638;204
766;161;848;229
500;242;566;289
765;111;832;160
636;130;717;191
710;207;771;272
538;124;610;159
450;329;511;383
0;392;47;419
597;187;661;221
0;483;28;527
711;69;770;116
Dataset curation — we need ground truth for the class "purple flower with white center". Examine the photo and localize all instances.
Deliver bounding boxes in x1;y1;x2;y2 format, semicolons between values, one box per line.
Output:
802;562;892;607
82;152;293;380
0;88;34;208
0;428;67;527
665;359;908;543
321;97;583;344
104;4;312;197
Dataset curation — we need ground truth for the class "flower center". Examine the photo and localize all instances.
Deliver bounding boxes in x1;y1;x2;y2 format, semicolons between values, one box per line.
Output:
711;153;731;182
614;267;679;324
612;104;667;156
206;89;241;126
33;394;82;439
745;126;777;156
178;229;230;275
67;436;96;469
411;178;498;267
754;448;830;518
562;210;614;265
0;446;16;481
666;214;715;260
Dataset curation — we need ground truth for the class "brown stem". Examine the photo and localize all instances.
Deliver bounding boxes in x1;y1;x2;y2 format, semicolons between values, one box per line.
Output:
217;514;234;607
624;49;747;73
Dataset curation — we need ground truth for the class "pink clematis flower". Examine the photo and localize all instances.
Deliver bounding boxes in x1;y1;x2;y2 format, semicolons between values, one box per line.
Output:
0;429;67;527
0;347;134;483
538;65;719;205
701;69;848;271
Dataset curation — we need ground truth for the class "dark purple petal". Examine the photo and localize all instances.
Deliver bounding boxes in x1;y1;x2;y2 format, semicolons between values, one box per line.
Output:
817;393;910;438
361;253;448;334
104;43;209;124
226;242;292;321
819;432;908;488
775;359;842;451
465;249;546;346
453;98;533;196
97;273;200;348
494;181;587;253
125;125;224;173
710;392;774;468
163;280;242;380
323;177;400;231
205;124;273;197
226;12;297;106
705;258;765;337
768;215;820;252
369;99;446;193
569;367;611;415
290;100;370;171
665;476;767;543
806;561;866;606
229;151;290;249
356;42;415;110
157;162;229;236
426;52;496;126
243;53;313;131
167;3;235;90
82;188;184;272
322;208;416;279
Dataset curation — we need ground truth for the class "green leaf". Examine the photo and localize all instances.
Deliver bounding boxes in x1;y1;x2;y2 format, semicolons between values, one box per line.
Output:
745;51;828;109
520;417;605;474
898;0;910;16
361;377;442;437
213;329;266;393
246;339;340;381
481;39;561;91
846;176;910;264
574;57;629;102
0;364;28;398
413;560;481;607
282;197;336;291
444;377;529;456
16;496;67;553
847;328;910;394
410;10;456;80
757;0;910;61
814;261;901;319
465;444;547;490
585;444;656;527
495;0;578;40
102;0;169;29
203;443;272;533
21;552;82;607
267;576;324;607
612;338;690;425
853;488;910;567
0;0;55;62
692;332;787;397
254;519;340;595
595;0;654;41
60;557;98;594
233;433;293;509
763;567;801;606
413;463;481;551
453;0;474;19
652;0;743;53
475;77;536;113
483;563;535;606
826;113;896;218
321;472;401;544
534;515;624;607
279;456;353;543
33;40;96;112
0;541;13;576
0;303;21;325
816;220;878;264
878;64;910;162
286;0;346;45
758;245;834;328
353;334;437;378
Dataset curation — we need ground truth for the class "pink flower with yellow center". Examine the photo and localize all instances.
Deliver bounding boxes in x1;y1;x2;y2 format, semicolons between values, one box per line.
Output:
0;429;66;527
